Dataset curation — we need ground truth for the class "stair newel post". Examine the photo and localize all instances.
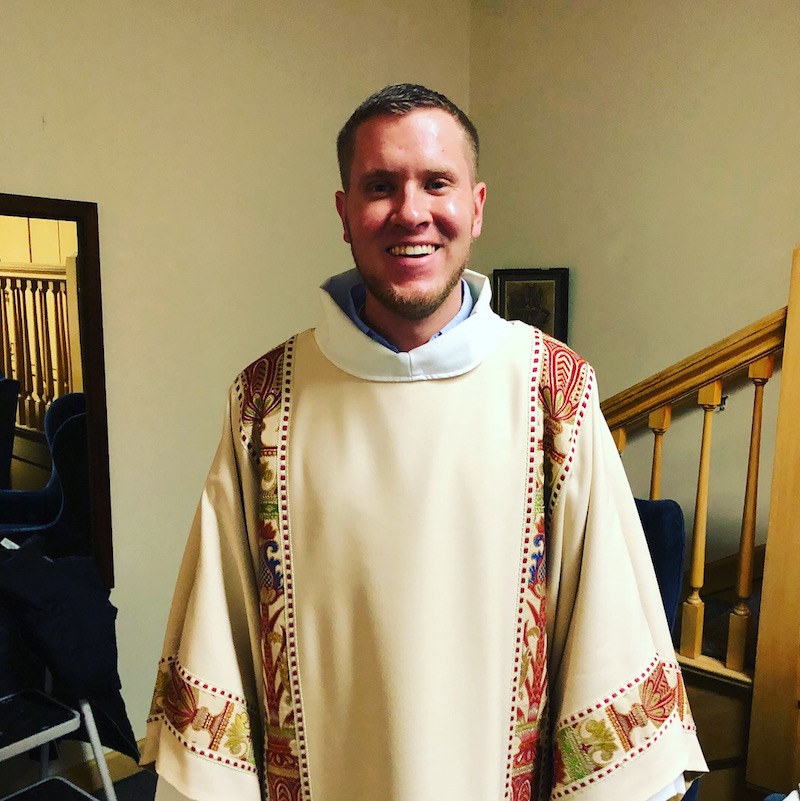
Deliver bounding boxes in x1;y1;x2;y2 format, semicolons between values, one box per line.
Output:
748;246;800;790
726;356;773;671
611;426;627;454
648;404;672;500
680;379;723;659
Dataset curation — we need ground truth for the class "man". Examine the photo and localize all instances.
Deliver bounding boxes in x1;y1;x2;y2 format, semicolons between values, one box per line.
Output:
143;84;706;801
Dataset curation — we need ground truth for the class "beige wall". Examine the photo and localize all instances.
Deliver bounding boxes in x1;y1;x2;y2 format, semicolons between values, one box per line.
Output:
0;0;471;739
469;0;800;553
470;0;800;394
3;0;799;747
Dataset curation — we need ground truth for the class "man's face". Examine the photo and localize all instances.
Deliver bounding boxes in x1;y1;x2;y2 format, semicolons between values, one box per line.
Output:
335;109;486;322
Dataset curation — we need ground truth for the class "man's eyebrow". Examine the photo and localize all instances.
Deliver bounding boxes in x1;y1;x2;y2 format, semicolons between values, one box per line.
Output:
359;167;459;183
360;169;396;183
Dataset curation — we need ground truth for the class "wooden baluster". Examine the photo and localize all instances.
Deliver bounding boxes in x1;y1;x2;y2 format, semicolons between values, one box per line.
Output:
680;379;723;659
726;356;774;671
29;279;46;429
0;276;13;378
611;426;627;454
64;255;83;391
12;278;34;427
38;280;54;407
54;280;70;395
648;404;672;500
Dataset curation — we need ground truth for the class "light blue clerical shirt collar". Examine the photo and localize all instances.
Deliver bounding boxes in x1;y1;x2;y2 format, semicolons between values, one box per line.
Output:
342;280;475;353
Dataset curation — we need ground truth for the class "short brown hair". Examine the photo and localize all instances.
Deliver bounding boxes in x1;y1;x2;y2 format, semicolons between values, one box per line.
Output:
336;83;480;191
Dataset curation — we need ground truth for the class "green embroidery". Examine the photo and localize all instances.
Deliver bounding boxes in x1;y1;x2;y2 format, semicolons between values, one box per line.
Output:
533;488;545;517
224;712;253;760
260;490;278;521
556;727;594;781
584;718;617;764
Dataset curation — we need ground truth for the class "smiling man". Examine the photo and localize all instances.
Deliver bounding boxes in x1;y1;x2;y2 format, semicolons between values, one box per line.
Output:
143;85;706;801
334;101;485;350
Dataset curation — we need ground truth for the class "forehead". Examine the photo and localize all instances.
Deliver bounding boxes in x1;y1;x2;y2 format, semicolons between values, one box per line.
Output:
350;108;473;176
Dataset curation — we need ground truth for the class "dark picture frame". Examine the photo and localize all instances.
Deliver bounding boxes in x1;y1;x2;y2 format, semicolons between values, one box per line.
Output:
492;267;569;343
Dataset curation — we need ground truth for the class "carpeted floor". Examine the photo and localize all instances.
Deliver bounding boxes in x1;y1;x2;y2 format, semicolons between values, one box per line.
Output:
93;771;156;801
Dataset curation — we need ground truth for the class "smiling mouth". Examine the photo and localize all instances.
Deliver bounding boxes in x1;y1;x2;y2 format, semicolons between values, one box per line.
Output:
387;244;440;257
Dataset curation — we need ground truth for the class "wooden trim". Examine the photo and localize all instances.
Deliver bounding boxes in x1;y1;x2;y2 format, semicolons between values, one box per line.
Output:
677;653;753;687
0;193;113;587
0;262;67;278
747;245;800;789
601;308;786;430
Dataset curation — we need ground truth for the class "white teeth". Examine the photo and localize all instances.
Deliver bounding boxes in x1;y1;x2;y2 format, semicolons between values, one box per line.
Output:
388;244;437;256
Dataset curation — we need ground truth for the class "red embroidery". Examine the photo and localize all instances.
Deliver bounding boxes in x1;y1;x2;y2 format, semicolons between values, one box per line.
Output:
506;328;549;801
255;337;304;801
539;333;593;514
149;657;257;774
552;658;692;797
237;344;285;459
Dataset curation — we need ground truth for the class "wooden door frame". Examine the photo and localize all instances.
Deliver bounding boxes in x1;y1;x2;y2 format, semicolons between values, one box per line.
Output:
0;192;113;587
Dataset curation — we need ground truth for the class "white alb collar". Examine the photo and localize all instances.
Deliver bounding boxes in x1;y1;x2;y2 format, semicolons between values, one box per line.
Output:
314;269;512;382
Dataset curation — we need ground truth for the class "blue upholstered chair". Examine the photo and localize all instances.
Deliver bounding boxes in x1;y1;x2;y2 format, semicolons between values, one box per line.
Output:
0;392;85;527
634;498;700;801
0;411;91;558
0;376;20;490
635;497;686;631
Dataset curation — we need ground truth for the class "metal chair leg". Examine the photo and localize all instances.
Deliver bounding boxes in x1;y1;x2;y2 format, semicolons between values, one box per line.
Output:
38;670;54;780
78;699;117;801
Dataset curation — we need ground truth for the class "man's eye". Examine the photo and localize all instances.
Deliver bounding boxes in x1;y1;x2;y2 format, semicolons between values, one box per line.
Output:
427;179;450;191
367;182;392;195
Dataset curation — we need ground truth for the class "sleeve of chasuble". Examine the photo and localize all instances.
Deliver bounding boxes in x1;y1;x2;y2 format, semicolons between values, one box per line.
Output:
140;379;267;801
541;346;707;801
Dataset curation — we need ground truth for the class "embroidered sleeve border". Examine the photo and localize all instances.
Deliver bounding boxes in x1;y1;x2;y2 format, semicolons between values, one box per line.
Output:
148;655;258;775
552;656;695;797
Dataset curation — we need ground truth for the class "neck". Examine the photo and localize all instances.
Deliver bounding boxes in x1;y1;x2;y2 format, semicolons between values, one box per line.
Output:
362;287;462;352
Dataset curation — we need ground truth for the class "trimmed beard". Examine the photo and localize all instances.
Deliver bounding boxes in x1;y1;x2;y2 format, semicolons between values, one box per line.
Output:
354;255;467;322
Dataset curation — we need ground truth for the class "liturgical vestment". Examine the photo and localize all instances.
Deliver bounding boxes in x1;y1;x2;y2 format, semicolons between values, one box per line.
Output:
142;269;706;801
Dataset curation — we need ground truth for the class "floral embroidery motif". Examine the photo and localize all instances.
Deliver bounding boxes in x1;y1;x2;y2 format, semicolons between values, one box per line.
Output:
236;346;285;459
240;339;306;801
506;329;549;801
224;713;252;758
539;334;593;515
147;657;257;773
507;328;595;801
552;659;694;797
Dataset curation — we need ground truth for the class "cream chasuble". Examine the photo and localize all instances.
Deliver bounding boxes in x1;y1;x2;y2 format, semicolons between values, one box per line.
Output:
142;270;706;801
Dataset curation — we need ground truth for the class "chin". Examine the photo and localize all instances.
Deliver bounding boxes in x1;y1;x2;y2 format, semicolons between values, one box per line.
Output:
383;279;462;321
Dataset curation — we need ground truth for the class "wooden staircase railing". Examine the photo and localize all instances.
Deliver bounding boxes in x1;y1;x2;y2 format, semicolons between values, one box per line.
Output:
602;312;784;678
0;257;82;431
600;245;800;791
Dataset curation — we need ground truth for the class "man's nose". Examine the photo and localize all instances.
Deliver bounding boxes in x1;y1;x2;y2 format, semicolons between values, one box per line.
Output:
391;187;429;228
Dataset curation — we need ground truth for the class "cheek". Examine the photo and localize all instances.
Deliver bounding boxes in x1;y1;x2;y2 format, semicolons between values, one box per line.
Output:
349;205;387;239
437;198;472;238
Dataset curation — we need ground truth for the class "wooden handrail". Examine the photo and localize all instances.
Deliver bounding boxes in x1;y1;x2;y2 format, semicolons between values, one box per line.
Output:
601;307;786;429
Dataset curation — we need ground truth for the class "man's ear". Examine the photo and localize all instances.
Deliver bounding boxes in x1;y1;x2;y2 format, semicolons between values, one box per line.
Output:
471;182;487;239
335;191;351;244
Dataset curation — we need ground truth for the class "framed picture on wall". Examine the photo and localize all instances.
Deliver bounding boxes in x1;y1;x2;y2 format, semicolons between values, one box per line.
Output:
492;267;569;343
